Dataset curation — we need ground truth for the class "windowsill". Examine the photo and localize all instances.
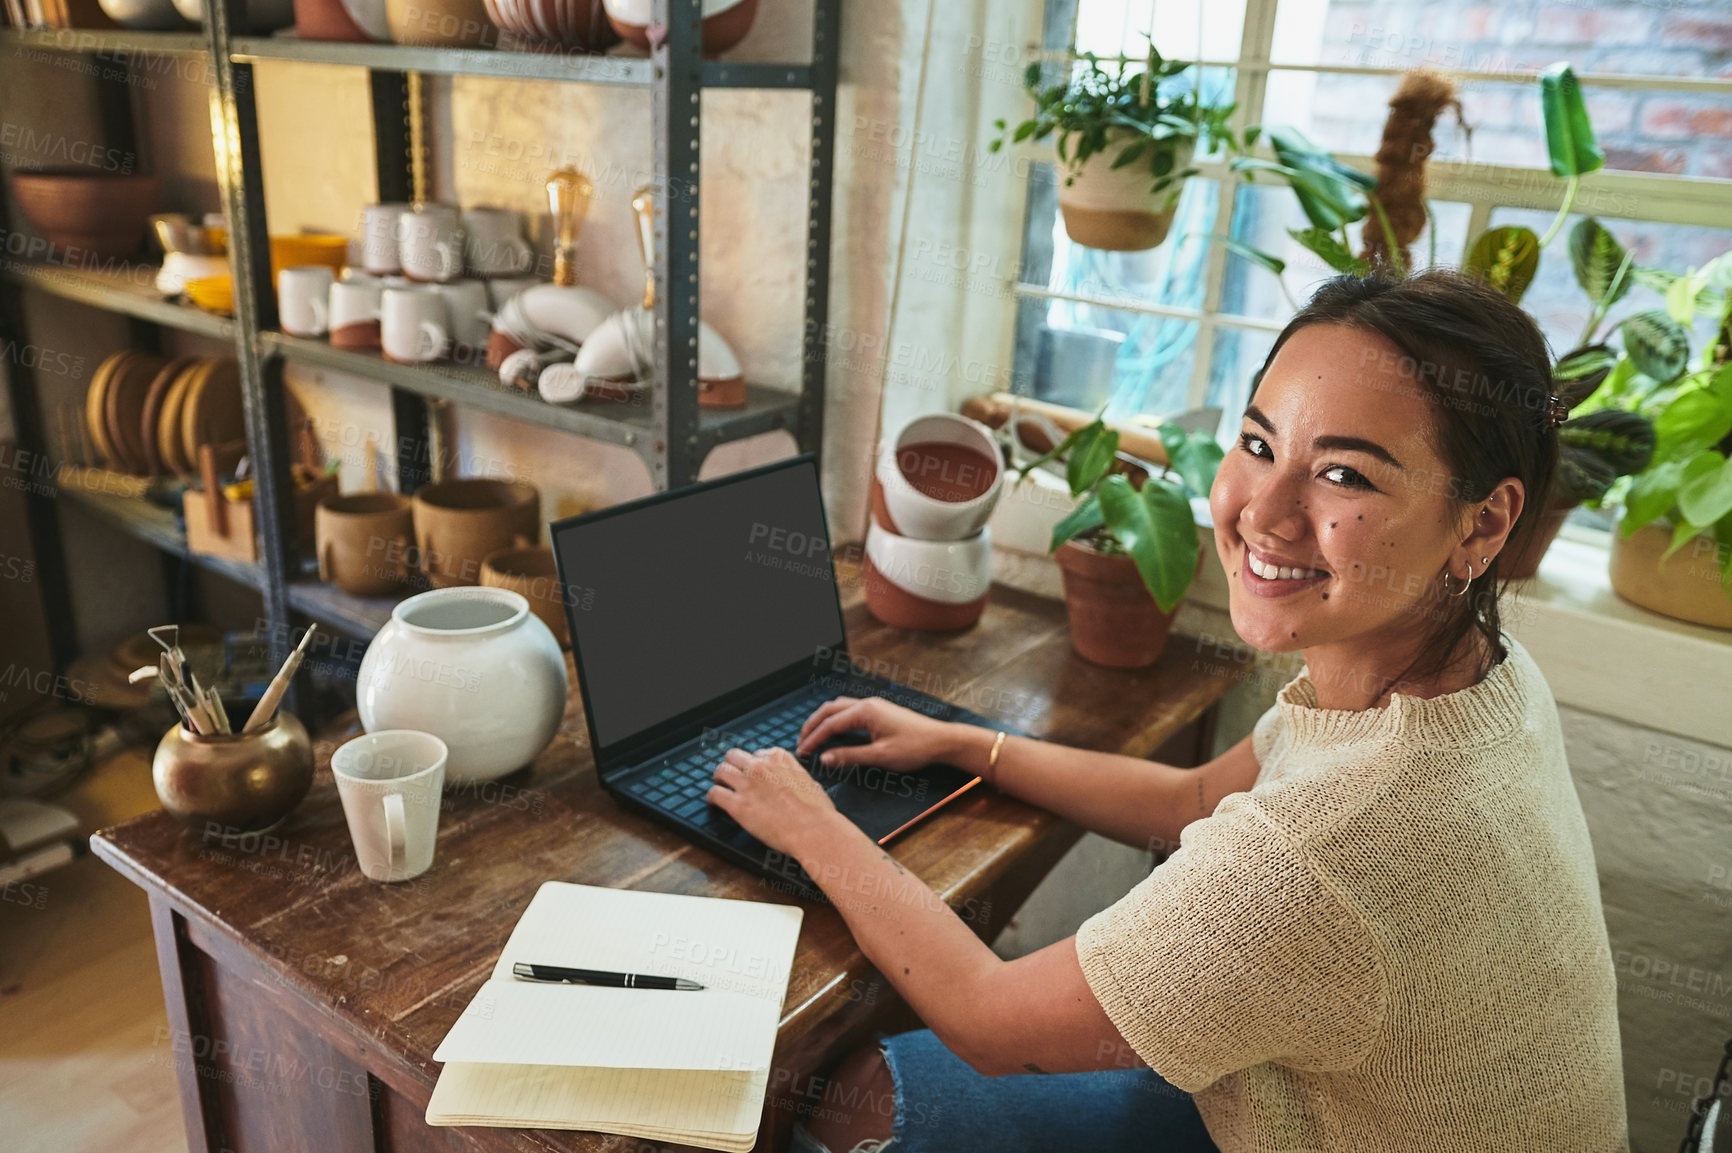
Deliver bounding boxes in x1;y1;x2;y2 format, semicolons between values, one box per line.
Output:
989;524;1732;749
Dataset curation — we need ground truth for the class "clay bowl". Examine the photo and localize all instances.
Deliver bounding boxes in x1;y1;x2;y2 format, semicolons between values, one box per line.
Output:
482;0;617;50
861;519;991;632
481;546;569;647
316;492;415;597
9;170;161;260
411;478;541;588
386;0;496;47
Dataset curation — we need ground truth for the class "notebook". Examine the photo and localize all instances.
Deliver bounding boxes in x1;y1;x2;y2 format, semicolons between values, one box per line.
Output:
426;881;805;1151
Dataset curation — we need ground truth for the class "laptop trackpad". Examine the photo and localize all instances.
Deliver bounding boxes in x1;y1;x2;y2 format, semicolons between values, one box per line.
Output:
811;758;975;843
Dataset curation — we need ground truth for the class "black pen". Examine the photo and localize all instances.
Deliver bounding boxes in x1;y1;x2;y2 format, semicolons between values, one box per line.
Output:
511;962;704;990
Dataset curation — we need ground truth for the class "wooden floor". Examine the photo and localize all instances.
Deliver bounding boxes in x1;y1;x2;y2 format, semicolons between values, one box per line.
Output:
0;747;186;1152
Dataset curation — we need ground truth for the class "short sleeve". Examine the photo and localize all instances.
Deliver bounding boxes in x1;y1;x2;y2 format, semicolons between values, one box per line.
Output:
1074;793;1386;1092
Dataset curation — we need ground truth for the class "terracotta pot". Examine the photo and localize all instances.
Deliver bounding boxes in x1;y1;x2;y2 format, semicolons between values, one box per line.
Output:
481;546;569;648
386;0;495;46
603;0;756;54
10;170;160;260
1501;500;1576;580
1608;519;1732;630
1055;539;1193;668
412;478;540;588
861;520;991;631
482;0;616;49
152;711;314;834
316;492;414;597
1056;133;1193;252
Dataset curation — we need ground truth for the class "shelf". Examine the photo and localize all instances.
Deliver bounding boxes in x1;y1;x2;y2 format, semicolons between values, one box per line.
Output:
228;35;813;88
56;479;266;592
261;331;799;452
285;577;403;638
1;261;236;339
0;28;210;56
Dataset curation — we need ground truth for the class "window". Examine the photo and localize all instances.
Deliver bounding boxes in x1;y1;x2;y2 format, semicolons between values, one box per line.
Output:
1009;0;1732;474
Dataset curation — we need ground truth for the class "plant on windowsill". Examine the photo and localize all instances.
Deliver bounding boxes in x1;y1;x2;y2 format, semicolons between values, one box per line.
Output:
1570;246;1732;629
990;46;1242;252
1016;415;1223;667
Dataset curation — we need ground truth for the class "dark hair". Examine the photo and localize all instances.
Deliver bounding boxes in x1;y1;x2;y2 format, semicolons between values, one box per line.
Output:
1246;267;1559;691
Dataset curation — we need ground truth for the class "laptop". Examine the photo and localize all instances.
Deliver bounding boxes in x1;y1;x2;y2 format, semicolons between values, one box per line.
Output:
549;454;1009;902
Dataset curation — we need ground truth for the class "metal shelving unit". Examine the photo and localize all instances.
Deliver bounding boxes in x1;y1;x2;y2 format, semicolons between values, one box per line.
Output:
0;1;839;681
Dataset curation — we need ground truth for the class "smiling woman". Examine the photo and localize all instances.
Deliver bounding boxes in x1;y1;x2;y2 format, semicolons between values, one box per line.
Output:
708;270;1626;1153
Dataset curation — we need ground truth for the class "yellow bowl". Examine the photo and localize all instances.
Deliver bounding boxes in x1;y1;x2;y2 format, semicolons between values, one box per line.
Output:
184;274;234;315
270;234;349;279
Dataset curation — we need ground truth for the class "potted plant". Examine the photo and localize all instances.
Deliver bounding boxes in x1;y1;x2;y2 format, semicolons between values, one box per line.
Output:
1574;248;1732;627
991;47;1241;252
1018;415;1222;667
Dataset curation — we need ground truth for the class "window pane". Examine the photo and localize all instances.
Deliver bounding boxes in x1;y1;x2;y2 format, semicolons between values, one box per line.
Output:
1206;324;1280;440
1273;0;1732;79
1484;209;1732;362
1074;0;1247;67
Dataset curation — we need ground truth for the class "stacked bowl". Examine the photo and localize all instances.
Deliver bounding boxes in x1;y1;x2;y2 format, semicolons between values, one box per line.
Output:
864;414;1003;631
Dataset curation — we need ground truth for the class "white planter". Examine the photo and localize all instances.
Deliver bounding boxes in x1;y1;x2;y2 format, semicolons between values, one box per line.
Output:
357;587;569;784
1056;132;1194;252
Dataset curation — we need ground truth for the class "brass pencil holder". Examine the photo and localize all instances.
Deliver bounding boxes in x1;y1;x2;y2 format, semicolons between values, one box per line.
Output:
152;711;315;834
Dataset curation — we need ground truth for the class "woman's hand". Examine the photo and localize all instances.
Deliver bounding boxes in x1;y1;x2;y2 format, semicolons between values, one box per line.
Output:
795;696;972;772
706;747;850;858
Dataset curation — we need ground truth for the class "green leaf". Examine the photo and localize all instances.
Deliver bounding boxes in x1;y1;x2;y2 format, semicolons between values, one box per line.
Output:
1552;343;1618;407
1465;226;1541;304
1201;233;1286;278
1158;423;1225;499
1540;62;1605;178
1620;309;1692;385
1559;409;1656;477
1626;450;1722;532
1243;124;1261;148
1678;451;1732;527
1097;474;1198;613
1652;386;1732;463
1049;492;1103;553
1110;140;1149;169
1289;227;1371;276
1570;219;1632;308
1066;421;1120;497
1667;268;1702;325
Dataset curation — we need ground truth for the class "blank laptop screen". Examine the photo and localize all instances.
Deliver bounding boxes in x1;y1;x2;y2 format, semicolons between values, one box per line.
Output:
555;459;845;749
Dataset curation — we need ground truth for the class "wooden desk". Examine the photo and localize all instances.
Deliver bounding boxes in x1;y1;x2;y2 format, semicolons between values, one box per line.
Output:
92;575;1242;1153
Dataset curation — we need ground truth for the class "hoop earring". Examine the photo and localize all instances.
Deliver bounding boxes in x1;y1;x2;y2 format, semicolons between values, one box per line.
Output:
1442;562;1474;598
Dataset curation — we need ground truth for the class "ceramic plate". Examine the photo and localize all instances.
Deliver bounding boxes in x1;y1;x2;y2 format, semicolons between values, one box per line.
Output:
180;358;246;472
104;350;167;476
138;356;198;477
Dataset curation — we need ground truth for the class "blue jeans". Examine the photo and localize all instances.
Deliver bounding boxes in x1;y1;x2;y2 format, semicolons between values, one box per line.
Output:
793;1029;1219;1153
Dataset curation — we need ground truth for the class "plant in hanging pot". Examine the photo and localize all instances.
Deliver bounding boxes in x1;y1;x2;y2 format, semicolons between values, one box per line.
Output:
1020;415;1223;667
991;48;1241;252
1575;248;1732;628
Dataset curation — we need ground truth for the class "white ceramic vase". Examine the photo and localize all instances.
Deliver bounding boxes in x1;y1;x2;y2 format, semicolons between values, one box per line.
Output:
356;586;568;785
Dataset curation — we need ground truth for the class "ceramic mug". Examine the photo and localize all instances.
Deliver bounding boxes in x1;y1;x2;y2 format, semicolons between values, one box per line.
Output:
330;729;447;883
462;206;533;277
329;275;384;349
315;491;413;595
862;520;992;631
278;265;333;337
381;285;449;363
872;413;1004;541
433;278;490;362
360;203;409;274
411;477;540;587
397;204;464;283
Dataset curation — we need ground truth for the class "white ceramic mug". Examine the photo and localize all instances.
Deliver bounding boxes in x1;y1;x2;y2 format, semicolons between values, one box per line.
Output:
397;204;464;283
434;278;490;360
278;265;333;337
462;206;533;276
330;275;385;350
874;413;1005;541
381;284;449;363
361;203;409;275
330;729;447;883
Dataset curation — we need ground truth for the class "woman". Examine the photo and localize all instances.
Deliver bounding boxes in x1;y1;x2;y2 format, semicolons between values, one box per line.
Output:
705;269;1629;1152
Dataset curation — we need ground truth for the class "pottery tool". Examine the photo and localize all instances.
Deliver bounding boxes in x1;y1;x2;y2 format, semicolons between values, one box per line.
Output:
127;665;159;684
158;652;212;735
150;624;229;734
242;623;319;734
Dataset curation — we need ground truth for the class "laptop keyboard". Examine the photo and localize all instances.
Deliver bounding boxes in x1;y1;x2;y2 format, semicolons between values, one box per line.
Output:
621;691;832;831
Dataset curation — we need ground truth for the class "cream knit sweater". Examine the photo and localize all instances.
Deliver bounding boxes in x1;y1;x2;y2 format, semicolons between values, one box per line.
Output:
1076;633;1628;1151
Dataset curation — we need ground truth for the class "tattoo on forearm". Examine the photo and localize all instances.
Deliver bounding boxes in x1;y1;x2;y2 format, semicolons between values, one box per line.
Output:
1197;776;1206;815
880;851;907;876
1024;1062;1048;1074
